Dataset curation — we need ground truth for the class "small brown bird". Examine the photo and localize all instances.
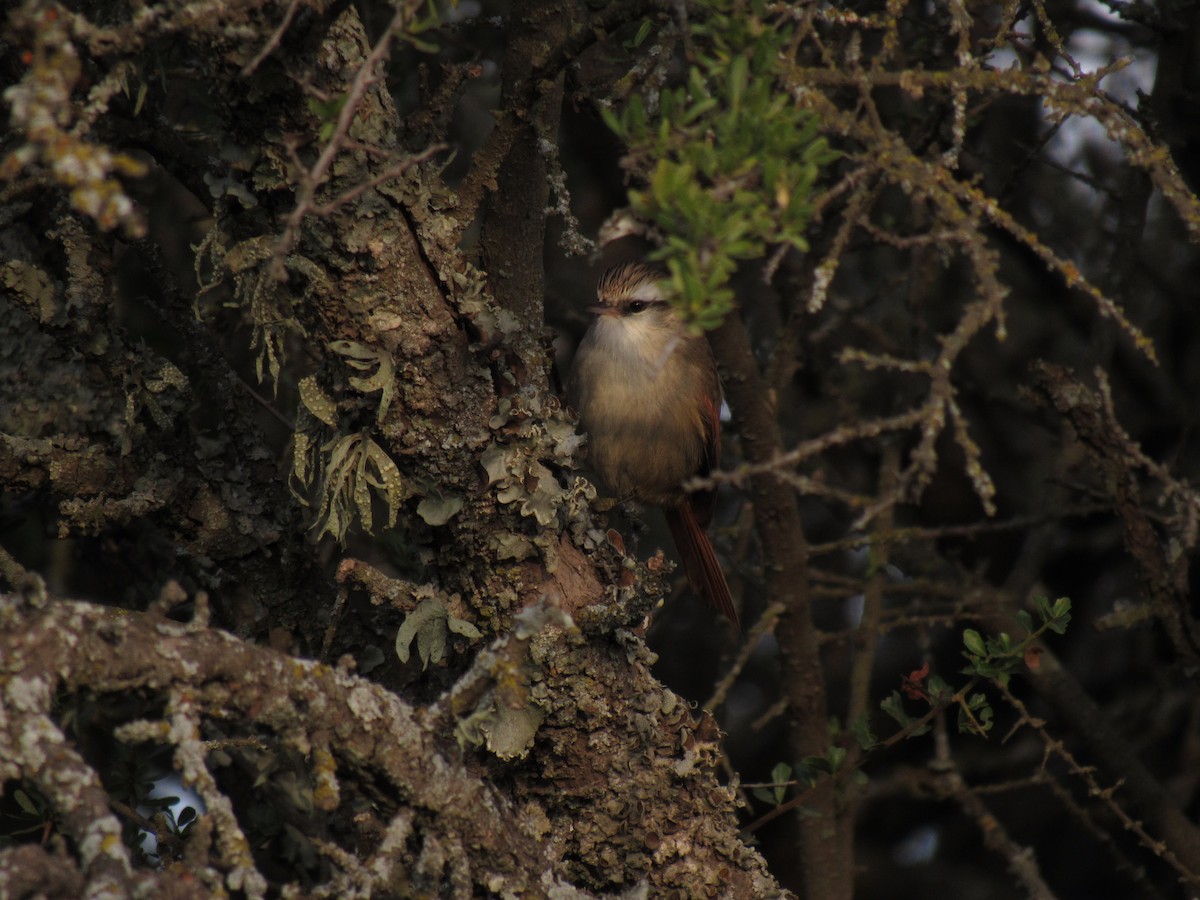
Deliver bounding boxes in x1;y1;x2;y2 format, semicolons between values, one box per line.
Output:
568;262;738;629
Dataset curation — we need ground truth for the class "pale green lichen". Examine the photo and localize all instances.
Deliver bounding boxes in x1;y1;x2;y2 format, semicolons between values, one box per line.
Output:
5;674;51;712
1;261;58;323
482;441;593;529
293;429;409;543
459;700;545;761
298;375;338;427
330;340;396;425
416;493;463;526
346;683;386;724
395;596;482;668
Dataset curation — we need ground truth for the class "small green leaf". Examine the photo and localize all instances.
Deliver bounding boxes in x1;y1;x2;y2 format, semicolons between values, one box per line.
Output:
959;696;995;735
631;18;653;47
599;105;623;137
850;713;878;751
794;758;821;786
881;691;911;726
827;746;847;770
1035;596;1053;621
401;34;439;54
727;54;748;114
14;789;40;817
926;674;952;702
769;761;792;805
1015;609;1034;634
307;94;348;123
962;629;986;657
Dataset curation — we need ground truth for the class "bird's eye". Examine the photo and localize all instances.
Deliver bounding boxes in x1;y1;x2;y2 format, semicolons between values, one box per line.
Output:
627;300;648;314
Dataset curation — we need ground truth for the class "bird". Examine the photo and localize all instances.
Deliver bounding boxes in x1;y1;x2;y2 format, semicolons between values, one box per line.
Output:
568;261;739;630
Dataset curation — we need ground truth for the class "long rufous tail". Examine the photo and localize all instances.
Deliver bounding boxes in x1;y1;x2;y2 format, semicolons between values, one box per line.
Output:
664;502;739;631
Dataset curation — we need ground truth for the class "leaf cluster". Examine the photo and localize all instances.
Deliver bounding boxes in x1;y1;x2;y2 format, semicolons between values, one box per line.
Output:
961;596;1072;685
881;597;1072;739
603;0;838;330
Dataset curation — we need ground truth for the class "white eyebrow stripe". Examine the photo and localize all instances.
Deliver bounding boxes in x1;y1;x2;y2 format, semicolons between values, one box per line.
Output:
631;282;663;302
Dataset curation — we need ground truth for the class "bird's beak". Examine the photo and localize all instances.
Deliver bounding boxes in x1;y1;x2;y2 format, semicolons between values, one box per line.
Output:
589;305;619;317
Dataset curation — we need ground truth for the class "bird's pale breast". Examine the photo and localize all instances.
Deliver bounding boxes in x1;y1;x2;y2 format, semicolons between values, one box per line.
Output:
570;321;711;506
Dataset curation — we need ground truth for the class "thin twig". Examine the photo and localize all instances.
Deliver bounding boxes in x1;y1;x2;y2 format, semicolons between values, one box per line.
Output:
241;0;302;77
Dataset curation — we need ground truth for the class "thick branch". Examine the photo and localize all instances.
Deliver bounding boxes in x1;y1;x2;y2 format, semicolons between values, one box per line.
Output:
0;594;564;895
708;311;851;900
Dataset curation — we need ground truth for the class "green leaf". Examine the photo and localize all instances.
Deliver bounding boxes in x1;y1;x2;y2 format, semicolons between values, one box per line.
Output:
1015;609;1034;634
307;94;348;124
599;105;623;137
401;34;440;54
14;789;40;817
926;674;952;702
1046;618;1070;635
956;692;994;733
962;629;986;658
631;18;653;48
827;745;847;770
728;54;748;114
850;712;878;751
880;692;912;726
598;0;835;334
1035;595;1053;621
794;759;820;787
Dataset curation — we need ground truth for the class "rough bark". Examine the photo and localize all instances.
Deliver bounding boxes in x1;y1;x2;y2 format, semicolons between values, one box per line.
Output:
0;0;785;895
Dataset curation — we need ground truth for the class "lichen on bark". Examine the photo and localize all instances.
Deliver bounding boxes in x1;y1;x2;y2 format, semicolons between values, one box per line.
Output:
0;0;783;895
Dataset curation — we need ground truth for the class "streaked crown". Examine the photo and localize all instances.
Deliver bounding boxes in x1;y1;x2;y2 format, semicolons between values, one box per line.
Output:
595;262;669;315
